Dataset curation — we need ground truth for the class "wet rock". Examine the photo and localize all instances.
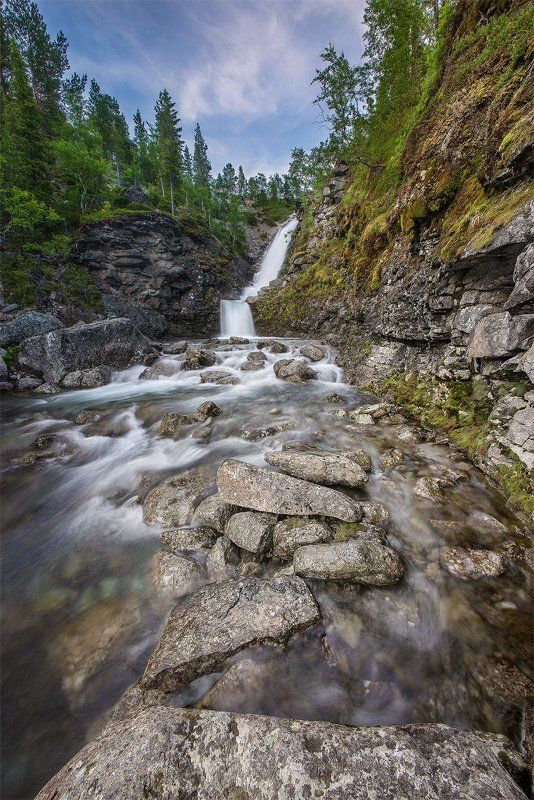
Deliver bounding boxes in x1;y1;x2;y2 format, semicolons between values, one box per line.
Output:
227;336;249;344
139;359;181;380
241;420;295;441
158;412;196;437
264;449;369;488
240;361;264;371
247;350;268;362
394;424;424;444
293;541;404;585
61;366;112;389
195;400;223;420
18;318;152;383
331;522;387;545
325;392;345;403
182;346;217;370
143;470;208;527
273;358;317;382
151;551;205;598
34;382;61;394
468;511;508;533
206;536;240;581
141;575;320;691
440;546;506;579
35;707;527;800
272;518;332;560
74;410;101;424
194;494;237;533
0;310;63;346
217;460;363;522
201;369;238;385
162;340;187;354
413;476;448;503
299;344;325;361
15;375;42;391
379;447;405;470
198;657;272;711
160;526;218;552
348;412;375;425
360;501;390;526
190;420;213;441
225;512;276;555
268;340;288;353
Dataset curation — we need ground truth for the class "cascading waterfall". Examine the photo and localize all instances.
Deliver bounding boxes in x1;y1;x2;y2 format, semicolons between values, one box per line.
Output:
220;216;298;337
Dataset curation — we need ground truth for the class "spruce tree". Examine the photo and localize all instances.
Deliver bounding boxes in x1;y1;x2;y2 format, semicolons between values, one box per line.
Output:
237;165;246;196
192;122;211;187
183;144;193;180
153;88;182;214
221;162;237;195
133;109;151;185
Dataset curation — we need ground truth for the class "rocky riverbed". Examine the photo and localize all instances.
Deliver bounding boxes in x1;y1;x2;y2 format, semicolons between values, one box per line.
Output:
1;336;532;798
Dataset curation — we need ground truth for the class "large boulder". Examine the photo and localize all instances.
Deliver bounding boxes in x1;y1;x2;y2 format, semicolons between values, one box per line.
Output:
18;318;152;383
504;243;534;311
141;576;320;691
273;358;317;382
265;450;369;488
35;707;526;800
467;312;534;359
293;540;404;585
217;460;363;522
0;310;63;346
101;293;167;338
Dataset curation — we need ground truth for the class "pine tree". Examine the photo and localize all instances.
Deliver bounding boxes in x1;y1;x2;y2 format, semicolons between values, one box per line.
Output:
237;165;246;196
192;122;211;187
62;72;86;127
88;79;133;180
133;109;151;185
183;144;193;180
221;162;237;196
153;88;182;214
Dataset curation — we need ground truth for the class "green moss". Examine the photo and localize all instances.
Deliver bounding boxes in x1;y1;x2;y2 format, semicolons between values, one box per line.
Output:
61;265;101;310
495;460;534;515
3;344;19;368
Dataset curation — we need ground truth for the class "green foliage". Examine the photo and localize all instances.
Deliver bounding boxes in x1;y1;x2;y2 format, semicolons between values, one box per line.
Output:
61;265;100;309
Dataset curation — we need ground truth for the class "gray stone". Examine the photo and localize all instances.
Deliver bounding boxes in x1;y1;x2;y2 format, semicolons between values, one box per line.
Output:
34;382;61;394
240;361;264;371
299;344;325;361
160;526;218;552
379;447;404;470
101;293;167;338
0;310;63;346
162;340;187;355
195;494;237;533
273;358;317;382
151;551;205;597
247;350;268;362
198;657;272;711
199;369;239;385
453;304;494;335
241;421;295;441
158;412;196;437
268;340;288;353
196;400;223;420
0;357;8;380
217;460;363;522
293;540;404;585
182;346;216;370
225;512;276;555
360;501;390;526
467;312;534;359
273;518;332;560
504;243;534;310
18;318;151;383
61;366;112;389
143;470;208;528
440;546;506;580
206;536;240;581
264;449;369;488
141;576;320;691
35;708;527;800
15;375;42;391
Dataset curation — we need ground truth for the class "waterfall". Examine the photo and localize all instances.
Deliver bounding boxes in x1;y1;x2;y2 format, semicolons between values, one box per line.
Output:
219;216;298;337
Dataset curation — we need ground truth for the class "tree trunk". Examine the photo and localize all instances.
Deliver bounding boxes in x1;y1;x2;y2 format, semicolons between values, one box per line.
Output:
170;176;175;215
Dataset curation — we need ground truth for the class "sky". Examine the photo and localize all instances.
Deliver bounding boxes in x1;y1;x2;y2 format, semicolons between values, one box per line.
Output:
39;0;366;177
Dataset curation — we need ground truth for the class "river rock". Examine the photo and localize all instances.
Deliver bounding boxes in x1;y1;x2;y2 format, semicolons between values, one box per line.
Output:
217;460;363;522
195;400;223;420
413;476;447;503
15;375;42;391
200;369;239;385
151;551;205;598
273;358;317;382
35;707;527;800
269;340;289;353
247;350;268;362
293;540;404;585
143;470;208;527
61;366;112;389
331;522;388;544
34;381;61;394
206;536;240;581
160;526;218;552
141;575;320;691
300;344;325;361
225;512;276;555
228;336;249;344
18;318;152;383
158;412;196;437
0;310;63;346
348;412;375;425
194;494;237;533
379;447;405;470
440;546;506;579
264;450;369;488
182;346;216;370
162;340;187;354
198;657;273;712
360;501;390;526
241;420;295;441
273;518;332;560
240;361;263;371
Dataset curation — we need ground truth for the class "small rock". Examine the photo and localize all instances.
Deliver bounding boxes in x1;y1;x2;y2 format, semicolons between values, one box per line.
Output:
299;344;325;361
264;449;369;488
195;400;223;420
379;448;404;471
200;369;238;385
348;413;374;425
360;501;390;526
190;420;213;441
269;341;288;353
206;536;240;581
272;518;332;560
273;359;317;383
325;393;345;403
158;412;196;437
162;341;187;354
440;546;506;580
228;336;250;344
143;470;208;528
160;526;218;552
414;477;447;503
151;551;205;598
225;512;276;555
182;347;216;370
241;421;295;441
240;362;264;372
194;494;237;533
294;541;404;585
74;410;101;424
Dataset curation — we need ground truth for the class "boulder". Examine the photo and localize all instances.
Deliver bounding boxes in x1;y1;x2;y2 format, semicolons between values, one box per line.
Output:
151;551;205;598
142;470;208;527
141;576;320;690
162;340;187;354
269;340;288;353
293;540;404;585
273;518;332;560
299;344;325;361
61;366;112;389
379;448;405;470
264;450;369;488
0;310;63;346
206;536;240;581
217;460;363;522
18;318;152;383
35;708;526;800
240;361;264;372
247;350;268;362
195;400;223;420
225;512;276;555
467;312;534;359
200;369;238;385
100;293;167;338
241;421;295;441
182;346;217;370
158;412;196;437
160;526;218;552
194;494;237;533
440;546;506;579
273;359;317;382
504;243;534;311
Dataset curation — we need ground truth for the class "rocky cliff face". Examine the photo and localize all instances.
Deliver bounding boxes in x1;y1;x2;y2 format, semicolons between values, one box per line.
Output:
72;212;254;337
253;0;533;511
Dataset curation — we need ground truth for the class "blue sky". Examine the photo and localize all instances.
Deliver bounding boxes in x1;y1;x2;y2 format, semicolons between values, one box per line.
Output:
40;0;365;177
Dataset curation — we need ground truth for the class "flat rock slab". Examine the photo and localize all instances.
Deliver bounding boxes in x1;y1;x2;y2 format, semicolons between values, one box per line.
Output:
294;540;404;585
36;707;526;800
141;575;320;691
265;450;369;487
217;459;362;522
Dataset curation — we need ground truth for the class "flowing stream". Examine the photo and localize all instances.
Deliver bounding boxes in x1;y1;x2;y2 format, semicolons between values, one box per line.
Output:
220;216;298;337
1;223;532;799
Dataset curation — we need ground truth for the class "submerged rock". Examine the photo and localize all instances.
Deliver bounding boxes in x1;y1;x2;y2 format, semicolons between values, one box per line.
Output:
265;449;369;488
272;518;332;560
141;575;320;691
241;421;295;441
35;707;527;800
158;412;196;437
379;447;405;470
217;459;363;522
440;546;506;579
294;540;404;585
198;656;273;711
273;358;317;382
225;512;276;555
143;470;208;527
195;400;223;420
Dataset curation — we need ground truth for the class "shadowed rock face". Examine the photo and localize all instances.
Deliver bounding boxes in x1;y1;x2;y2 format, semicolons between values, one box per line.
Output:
35;707;526;800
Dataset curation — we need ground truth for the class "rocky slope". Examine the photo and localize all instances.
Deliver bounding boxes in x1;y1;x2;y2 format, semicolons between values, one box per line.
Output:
253;0;533;514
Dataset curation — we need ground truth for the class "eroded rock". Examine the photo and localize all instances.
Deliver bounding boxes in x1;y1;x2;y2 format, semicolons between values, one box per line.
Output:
225;512;276;555
143;470;208;527
293;540;404;585
273;358;317;382
264;450;369;488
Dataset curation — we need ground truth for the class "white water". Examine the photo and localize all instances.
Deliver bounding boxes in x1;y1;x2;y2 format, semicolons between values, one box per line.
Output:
220;216;298;337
